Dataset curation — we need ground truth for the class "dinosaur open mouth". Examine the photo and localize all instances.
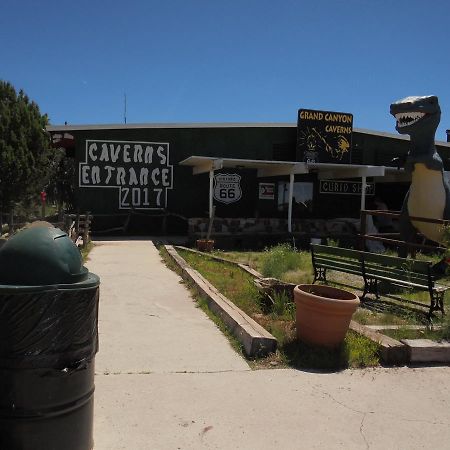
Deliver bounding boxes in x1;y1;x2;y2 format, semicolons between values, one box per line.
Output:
394;111;426;128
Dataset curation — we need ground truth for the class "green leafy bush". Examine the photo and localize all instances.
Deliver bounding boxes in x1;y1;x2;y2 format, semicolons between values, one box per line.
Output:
271;291;295;320
261;244;304;279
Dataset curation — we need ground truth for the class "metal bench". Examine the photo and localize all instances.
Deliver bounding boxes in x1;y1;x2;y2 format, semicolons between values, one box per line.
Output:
311;244;363;284
311;244;448;319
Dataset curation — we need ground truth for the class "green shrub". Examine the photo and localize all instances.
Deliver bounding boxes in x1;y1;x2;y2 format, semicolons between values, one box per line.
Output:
261;244;304;279
271;291;295;320
440;314;450;341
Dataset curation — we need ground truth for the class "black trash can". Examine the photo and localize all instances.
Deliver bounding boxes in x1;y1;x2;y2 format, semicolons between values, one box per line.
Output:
0;226;100;450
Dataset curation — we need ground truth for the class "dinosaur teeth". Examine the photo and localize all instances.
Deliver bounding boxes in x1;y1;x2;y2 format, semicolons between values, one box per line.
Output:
395;111;426;128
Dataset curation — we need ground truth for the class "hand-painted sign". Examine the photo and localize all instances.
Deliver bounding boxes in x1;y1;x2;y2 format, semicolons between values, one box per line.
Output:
320;180;375;196
79;140;173;209
213;173;242;204
259;183;275;200
297;109;353;164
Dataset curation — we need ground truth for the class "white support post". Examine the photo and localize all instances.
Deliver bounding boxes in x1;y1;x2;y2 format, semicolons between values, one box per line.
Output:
209;170;214;219
287;173;294;233
361;175;367;211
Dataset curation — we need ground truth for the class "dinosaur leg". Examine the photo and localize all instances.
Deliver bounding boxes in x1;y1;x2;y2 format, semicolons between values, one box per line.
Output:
431;176;450;276
399;217;416;257
442;173;450;221
399;192;417;257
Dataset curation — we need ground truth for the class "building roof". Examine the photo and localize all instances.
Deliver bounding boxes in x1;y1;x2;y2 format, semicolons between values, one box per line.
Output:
47;122;296;131
46;122;450;147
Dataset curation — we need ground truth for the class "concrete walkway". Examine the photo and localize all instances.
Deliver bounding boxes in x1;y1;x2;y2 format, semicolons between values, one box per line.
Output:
88;240;450;450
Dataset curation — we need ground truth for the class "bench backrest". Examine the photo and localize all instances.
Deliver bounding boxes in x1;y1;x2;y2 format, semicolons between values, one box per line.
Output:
362;251;432;287
311;244;434;288
311;244;362;260
311;244;363;275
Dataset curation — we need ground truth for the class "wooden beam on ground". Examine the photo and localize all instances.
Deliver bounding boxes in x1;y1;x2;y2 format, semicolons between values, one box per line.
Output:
165;245;277;357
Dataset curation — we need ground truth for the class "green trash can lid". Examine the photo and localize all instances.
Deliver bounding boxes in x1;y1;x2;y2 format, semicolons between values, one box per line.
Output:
0;227;89;286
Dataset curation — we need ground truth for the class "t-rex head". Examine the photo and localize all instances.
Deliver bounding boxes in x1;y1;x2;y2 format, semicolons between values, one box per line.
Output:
390;95;441;138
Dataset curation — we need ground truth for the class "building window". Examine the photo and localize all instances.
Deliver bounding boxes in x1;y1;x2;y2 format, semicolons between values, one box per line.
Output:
277;182;313;213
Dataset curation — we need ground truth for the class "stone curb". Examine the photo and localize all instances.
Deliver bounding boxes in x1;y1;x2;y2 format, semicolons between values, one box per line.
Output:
349;321;409;365
165;245;277;357
350;322;450;365
402;339;450;363
366;325;442;331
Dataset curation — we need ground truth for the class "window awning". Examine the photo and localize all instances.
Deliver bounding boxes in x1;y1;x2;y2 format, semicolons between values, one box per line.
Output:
179;155;410;232
179;156;308;176
179;156;404;180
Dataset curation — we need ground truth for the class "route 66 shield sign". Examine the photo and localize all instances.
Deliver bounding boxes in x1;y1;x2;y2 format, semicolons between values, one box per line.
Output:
213;173;242;204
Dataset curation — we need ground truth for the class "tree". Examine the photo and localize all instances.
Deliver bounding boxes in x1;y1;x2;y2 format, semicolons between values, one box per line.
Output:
0;81;56;218
46;149;76;211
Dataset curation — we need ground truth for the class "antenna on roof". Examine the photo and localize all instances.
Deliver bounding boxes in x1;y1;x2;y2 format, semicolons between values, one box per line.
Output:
124;93;127;124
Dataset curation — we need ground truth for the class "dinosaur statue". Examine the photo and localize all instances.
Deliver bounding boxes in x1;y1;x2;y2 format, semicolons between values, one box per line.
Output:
389;95;450;255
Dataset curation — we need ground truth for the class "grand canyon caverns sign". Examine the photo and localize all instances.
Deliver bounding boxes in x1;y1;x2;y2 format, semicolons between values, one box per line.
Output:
297;109;353;164
79;140;173;209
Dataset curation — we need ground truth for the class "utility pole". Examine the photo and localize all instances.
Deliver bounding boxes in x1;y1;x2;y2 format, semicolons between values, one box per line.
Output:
124;93;127;124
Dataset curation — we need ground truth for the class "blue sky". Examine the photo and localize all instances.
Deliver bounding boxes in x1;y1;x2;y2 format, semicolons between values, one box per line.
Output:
2;0;449;140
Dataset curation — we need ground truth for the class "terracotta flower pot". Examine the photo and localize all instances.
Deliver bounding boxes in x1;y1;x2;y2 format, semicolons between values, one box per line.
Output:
196;239;215;252
294;284;360;348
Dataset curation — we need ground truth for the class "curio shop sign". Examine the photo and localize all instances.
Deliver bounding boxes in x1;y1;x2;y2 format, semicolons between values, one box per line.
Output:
79;140;173;209
320;180;375;196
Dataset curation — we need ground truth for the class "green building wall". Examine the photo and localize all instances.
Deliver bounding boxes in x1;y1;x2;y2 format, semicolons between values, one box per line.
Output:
49;123;450;234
